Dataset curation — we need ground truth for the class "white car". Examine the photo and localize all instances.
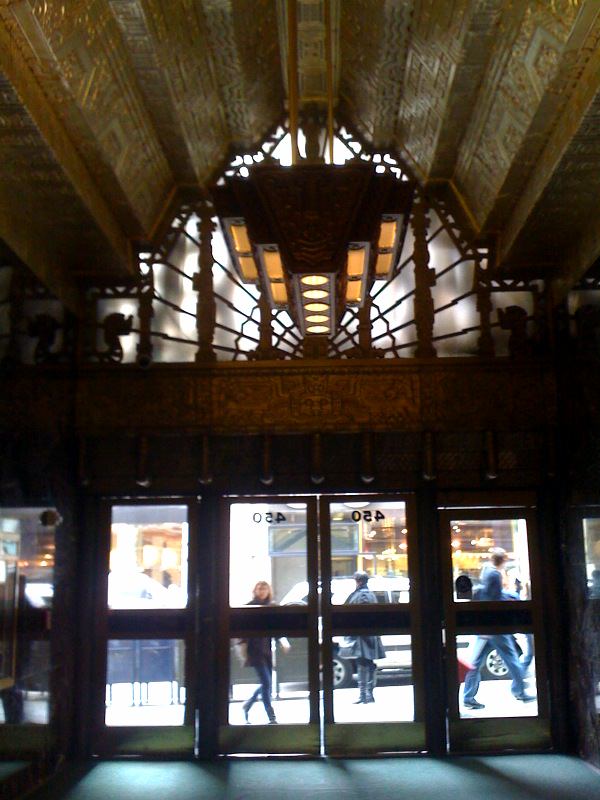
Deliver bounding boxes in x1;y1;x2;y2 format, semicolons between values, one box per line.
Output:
279;574;410;606
277;576;412;688
108;571;185;609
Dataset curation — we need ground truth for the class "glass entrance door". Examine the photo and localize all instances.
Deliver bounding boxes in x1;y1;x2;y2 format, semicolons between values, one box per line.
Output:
92;495;551;757
321;497;424;754
93;501;194;756
440;507;551;753
221;497;319;754
219;494;423;756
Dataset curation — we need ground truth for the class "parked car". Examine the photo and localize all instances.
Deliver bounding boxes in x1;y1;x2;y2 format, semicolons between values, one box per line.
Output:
107;571;185;609
279;575;410;606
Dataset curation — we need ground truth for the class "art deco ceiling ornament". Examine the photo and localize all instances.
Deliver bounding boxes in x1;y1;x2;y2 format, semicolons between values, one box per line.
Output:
212;0;413;340
213;158;413;337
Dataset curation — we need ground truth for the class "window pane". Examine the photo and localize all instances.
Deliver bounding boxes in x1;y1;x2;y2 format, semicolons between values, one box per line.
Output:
229;636;309;725
583;518;600;599
0;508;55;729
332;633;414;722
105;639;185;726
451;518;531;602
109;505;188;609
457;633;537;719
328;501;410;605
229;503;307;607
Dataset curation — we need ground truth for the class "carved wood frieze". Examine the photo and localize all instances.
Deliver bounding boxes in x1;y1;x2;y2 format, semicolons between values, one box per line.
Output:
0;361;556;436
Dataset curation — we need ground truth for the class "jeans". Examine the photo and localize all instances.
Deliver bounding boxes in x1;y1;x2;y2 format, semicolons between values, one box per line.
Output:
463;634;526;703
520;633;534;671
247;662;274;716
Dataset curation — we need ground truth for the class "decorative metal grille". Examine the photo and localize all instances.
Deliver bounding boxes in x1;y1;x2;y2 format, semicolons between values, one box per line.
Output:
3;123;573;366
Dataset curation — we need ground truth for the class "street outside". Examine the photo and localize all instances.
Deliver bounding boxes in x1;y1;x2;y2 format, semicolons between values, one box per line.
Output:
0;677;540;727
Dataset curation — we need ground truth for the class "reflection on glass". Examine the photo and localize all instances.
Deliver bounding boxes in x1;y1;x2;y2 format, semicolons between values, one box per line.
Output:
229;636;309;725
109;505;188;609
583;519;600;599
451;518;531;602
457;634;537;719
582;519;600;713
229;503;307;607
332;633;414;722
0;508;55;727
328;501;410;605
105;639;185;726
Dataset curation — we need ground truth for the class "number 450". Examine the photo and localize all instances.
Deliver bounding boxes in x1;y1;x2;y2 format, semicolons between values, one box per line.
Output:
351;510;385;522
252;511;287;523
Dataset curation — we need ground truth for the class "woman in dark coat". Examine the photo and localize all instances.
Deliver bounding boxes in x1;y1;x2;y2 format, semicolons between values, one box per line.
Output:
242;581;289;724
345;571;385;704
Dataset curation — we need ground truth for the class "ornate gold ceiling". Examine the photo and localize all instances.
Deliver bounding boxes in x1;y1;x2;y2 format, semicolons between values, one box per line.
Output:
1;0;599;310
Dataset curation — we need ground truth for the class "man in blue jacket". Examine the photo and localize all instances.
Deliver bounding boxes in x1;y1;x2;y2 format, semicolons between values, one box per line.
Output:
463;549;536;709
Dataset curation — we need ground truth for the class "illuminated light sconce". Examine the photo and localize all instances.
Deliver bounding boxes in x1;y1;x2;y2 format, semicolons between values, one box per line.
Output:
257;245;288;306
374;214;402;279
345;243;370;306
222;218;259;282
213;162;415;340
296;273;334;335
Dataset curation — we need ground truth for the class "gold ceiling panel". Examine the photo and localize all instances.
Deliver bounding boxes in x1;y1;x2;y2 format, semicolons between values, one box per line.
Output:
1;0;173;233
108;0;201;184
494;4;600;286
0;73;125;308
2;0;600;301
427;0;505;179
497;82;600;288
454;0;584;230
278;0;340;108
216;0;283;146
395;0;475;178
338;0;410;143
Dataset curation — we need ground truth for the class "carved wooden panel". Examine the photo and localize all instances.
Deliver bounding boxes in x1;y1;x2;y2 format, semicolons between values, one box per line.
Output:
0;361;556;437
75;370;210;431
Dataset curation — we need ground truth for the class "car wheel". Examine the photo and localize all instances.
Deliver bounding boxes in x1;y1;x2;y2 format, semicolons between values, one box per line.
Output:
332;657;353;689
482;649;509;680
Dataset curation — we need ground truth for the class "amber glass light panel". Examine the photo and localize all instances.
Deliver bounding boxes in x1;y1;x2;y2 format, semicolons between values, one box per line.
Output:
263;249;284;280
230;221;251;253
347;248;367;277
346;281;362;303
109;505;188;609
450;518;531;602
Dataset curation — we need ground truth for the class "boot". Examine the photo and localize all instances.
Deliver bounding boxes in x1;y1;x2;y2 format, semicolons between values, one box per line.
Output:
365;662;376;703
267;707;277;724
354;663;368;704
